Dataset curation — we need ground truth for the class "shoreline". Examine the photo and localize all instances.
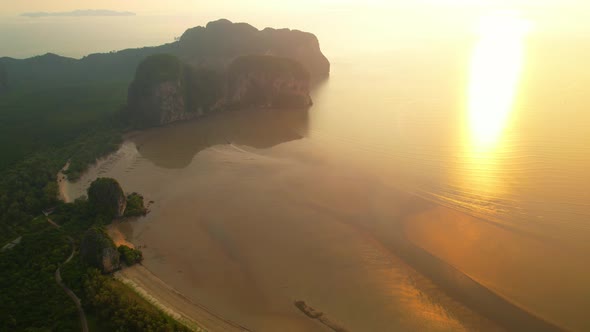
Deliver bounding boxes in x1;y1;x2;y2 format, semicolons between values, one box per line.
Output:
56;160;250;332
115;265;251;332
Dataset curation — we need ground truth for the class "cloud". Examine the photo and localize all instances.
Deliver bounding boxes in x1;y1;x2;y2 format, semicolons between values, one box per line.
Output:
21;9;136;18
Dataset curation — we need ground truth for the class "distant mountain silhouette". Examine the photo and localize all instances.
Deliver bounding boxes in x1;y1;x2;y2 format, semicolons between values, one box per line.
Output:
21;10;136;18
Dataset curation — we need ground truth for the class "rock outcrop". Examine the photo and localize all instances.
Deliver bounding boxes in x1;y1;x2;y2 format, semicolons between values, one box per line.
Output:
127;54;191;128
127;54;313;128
80;227;120;273
87;178;127;218
178;19;330;77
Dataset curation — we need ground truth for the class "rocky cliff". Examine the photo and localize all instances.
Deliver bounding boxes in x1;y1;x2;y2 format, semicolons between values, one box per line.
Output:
87;178;127;218
127;54;192;128
178;19;330;77
80;227;120;273
226;55;312;109
127;54;312;127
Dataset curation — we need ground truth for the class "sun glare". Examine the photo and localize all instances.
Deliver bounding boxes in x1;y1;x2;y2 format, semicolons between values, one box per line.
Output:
467;14;529;149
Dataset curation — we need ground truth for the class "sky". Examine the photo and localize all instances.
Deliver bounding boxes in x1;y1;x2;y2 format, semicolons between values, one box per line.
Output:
2;0;587;13
0;1;588;58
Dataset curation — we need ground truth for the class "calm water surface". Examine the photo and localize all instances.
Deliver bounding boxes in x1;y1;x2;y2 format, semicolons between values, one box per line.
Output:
68;13;590;332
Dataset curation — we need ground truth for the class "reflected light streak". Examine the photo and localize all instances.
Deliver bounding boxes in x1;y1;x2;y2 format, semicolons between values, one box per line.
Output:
467;14;529;150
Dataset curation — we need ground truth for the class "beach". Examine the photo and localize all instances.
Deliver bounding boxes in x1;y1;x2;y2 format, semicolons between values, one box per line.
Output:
115;265;250;332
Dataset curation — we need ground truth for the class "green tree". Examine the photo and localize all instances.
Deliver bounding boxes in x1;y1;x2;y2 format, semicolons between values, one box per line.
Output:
118;245;143;265
124;192;147;217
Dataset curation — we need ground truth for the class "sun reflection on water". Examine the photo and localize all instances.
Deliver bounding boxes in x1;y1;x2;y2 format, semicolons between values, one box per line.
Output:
467;14;529;151
462;14;530;193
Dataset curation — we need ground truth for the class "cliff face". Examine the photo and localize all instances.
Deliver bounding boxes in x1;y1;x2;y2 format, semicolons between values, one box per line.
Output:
127;54;194;128
127;54;312;127
80;228;121;274
128;78;191;127
226;55;312;109
101;246;121;273
87;178;127;218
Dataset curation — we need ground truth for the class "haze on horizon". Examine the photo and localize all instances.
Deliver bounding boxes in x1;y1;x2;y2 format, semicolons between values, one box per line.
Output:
1;0;589;59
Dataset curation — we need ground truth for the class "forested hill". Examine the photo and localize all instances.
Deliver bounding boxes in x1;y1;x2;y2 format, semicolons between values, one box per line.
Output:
0;46;174;90
0;18;329;90
0;63;7;94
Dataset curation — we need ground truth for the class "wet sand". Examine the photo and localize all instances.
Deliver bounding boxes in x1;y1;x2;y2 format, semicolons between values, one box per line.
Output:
404;206;590;331
115;265;250;332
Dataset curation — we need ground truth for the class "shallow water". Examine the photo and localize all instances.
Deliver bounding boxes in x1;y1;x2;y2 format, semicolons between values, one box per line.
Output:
67;116;503;331
65;13;590;331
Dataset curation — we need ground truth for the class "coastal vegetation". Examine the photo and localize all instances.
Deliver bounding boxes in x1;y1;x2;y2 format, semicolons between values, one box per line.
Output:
0;224;79;331
0;170;180;330
118;245;144;265
0;82;126;242
83;268;189;331
124;193;148;217
59;253;187;332
0;81;127;172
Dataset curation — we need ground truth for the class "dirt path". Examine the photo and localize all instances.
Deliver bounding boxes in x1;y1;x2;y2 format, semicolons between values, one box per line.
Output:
55;237;89;332
46;216;89;332
116;265;252;332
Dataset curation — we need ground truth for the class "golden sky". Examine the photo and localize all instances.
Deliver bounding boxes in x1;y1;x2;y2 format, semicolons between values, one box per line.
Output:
1;0;588;58
2;0;587;15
